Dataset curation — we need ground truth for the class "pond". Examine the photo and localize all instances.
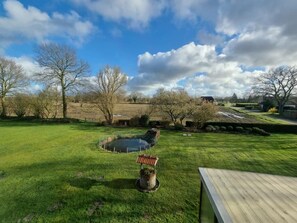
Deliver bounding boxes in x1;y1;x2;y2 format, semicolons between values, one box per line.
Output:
104;138;150;153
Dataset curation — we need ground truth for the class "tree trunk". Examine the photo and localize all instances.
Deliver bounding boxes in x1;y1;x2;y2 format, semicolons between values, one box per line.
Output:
108;112;113;125
62;88;67;119
0;97;7;117
278;103;284;116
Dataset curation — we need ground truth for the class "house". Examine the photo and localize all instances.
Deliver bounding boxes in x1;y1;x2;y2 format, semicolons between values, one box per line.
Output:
201;96;215;103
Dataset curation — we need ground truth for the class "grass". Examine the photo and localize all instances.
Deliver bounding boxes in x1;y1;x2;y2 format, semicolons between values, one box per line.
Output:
230;107;293;124
0;120;297;222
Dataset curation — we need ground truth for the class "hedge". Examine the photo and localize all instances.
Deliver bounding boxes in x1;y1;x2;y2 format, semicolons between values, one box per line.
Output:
205;122;297;134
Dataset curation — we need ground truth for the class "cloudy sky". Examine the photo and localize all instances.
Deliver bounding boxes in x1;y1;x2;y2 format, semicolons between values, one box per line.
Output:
1;0;297;97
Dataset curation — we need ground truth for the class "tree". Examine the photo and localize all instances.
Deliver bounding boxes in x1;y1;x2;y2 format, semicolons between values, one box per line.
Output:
0;57;28;117
12;93;31;118
35;43;90;118
93;66;127;124
253;66;297;115
230;93;238;103
31;86;60;118
152;89;197;124
129;91;145;103
193;102;218;128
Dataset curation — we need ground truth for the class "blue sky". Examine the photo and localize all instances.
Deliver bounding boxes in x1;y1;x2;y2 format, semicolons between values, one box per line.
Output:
1;0;297;97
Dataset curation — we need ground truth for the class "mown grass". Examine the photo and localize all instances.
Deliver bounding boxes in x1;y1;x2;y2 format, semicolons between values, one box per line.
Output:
231;107;294;124
0;120;297;222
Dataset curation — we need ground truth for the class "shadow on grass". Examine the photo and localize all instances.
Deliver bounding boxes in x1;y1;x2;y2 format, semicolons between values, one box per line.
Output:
68;177;102;190
0;117;80;127
105;178;136;190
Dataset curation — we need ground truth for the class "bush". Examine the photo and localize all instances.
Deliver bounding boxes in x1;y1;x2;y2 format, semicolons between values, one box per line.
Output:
252;127;270;136
12;94;31;118
160;121;171;128
214;126;220;131
205;125;215;132
193;102;218;128
129;116;140;127
268;107;278;113
245;127;252;133
235;126;244;132
139;114;150;127
206;121;297;133
174;123;184;130
227;126;234;131
220;126;227;131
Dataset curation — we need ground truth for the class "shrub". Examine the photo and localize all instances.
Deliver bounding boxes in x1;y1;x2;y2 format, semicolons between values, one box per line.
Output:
193;102;218;128
252;127;271;136
214;126;220;131
220;126;227;131
139;114;150;127
268;107;278;113
235;126;244;132
245;127;252;133
205;125;215;132
206;122;297;133
160;120;171;128
12;94;31;118
129;116;140;127
227;126;234;131
174;123;184;130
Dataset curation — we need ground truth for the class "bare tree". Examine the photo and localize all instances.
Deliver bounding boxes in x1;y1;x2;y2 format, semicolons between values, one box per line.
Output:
12;93;31;118
35;43;90;118
0;57;28;117
253;66;297;115
93;66;127;124
31;86;60;118
152;89;197;124
193;102;218;128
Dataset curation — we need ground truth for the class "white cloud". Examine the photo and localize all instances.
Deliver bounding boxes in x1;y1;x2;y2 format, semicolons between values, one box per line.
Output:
169;0;297;67
71;0;166;29
128;42;264;97
0;0;95;50
8;56;42;77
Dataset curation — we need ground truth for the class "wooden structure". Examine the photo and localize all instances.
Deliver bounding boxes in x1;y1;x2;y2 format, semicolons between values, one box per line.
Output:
198;168;297;223
136;154;158;168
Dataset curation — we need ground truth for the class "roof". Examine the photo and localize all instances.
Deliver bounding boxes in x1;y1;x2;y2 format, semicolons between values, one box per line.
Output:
199;168;297;223
201;96;214;101
136;154;159;166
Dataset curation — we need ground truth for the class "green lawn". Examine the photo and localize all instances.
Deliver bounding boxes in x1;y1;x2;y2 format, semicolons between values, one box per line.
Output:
0;120;297;222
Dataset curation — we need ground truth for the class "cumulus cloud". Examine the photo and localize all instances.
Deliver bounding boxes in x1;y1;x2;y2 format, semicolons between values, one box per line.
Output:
128;42;264;96
0;0;94;49
170;0;297;67
9;56;42;77
71;0;166;29
170;0;219;23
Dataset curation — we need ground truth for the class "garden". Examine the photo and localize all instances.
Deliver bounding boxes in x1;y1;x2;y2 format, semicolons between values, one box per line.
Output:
0;120;297;222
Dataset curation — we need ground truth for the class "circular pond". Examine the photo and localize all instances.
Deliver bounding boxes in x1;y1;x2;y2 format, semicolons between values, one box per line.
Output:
104;138;150;152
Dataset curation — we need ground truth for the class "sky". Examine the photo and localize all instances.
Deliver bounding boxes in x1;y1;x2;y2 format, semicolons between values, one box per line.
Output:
1;0;297;97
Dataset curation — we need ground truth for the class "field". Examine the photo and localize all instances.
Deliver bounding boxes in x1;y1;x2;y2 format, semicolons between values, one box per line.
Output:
68;102;294;124
1;120;297;222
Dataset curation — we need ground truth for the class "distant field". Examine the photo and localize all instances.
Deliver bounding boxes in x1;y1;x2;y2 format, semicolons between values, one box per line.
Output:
68;103;152;122
68;102;267;124
1;120;297;222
